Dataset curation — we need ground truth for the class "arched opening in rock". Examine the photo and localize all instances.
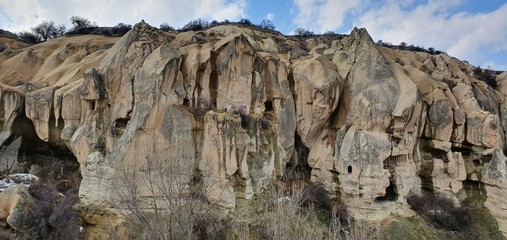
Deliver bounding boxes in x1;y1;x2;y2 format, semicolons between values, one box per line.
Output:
375;181;397;202
283;134;311;183
347;166;352;174
183;98;190;106
113;118;130;136
4;114;81;192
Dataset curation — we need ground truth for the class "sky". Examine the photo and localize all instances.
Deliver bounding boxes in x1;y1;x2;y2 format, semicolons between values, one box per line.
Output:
0;0;506;71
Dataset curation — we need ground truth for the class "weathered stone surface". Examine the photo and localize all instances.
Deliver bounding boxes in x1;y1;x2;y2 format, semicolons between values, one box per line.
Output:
293;56;342;147
2;21;507;236
0;185;33;230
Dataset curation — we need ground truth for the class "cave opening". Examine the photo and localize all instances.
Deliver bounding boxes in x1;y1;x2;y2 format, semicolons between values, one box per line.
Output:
113;118;130;136
451;146;471;158
347;166;352;173
282;134;311;183
375;181;398;202
4;114;81;192
264;101;273;112
85;100;96;111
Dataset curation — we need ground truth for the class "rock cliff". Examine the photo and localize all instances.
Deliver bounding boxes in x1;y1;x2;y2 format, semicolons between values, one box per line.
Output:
1;22;507;235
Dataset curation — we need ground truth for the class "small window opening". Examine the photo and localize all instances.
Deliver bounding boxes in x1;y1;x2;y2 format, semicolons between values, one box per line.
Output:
264;101;273;112
347;166;352;173
86;100;96;111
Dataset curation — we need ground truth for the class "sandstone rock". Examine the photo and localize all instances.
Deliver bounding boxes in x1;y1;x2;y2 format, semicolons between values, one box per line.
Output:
466;111;501;148
2;22;507;236
0;184;33;230
293;56;342;147
482;149;507;236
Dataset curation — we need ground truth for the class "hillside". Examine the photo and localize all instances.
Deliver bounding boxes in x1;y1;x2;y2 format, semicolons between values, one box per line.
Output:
0;22;506;239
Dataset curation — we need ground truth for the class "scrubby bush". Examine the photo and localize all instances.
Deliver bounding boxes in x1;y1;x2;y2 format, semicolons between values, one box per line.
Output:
407;194;470;232
111;23;132;36
474;67;497;88
294;28;314;36
259;19;275;30
159;23;175;32
17;182;82;240
70;16;97;31
238;18;253;26
180;19;209;31
115;145;222;239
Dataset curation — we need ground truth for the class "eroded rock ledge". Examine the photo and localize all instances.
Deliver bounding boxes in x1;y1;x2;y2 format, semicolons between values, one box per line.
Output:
1;22;507;235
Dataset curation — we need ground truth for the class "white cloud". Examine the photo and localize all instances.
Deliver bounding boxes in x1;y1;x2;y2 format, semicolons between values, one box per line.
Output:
0;0;246;32
354;1;507;69
292;0;362;32
291;0;507;69
265;13;274;21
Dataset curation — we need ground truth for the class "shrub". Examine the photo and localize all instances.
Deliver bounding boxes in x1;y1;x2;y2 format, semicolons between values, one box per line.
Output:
180;19;209;31
115;145;219;239
159;23;175;32
474;67;497;88
407;194;470;231
18;31;41;43
294;28;314;36
238;18;253;26
17;181;82;240
70;16;97;31
262;182;322;240
208;20;220;28
259;19;275;30
112;23;132;36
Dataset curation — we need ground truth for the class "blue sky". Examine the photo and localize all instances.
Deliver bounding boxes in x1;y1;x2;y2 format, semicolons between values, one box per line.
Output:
1;0;506;70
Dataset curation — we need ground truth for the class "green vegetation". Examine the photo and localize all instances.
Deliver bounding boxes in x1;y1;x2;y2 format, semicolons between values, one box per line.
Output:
474;67;498;88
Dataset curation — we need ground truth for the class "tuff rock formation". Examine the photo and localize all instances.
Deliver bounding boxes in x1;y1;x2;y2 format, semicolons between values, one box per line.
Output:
1;22;507;235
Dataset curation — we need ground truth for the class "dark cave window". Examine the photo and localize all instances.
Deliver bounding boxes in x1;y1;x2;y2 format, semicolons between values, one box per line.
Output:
183;98;190;106
348;166;352;174
86;100;96;111
264;101;273;112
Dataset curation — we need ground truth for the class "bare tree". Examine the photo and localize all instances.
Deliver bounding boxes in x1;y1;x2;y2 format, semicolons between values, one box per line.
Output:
115;141;224;239
159;23;175;32
31;20;58;41
293;28;313;36
259;19;275;30
70;16;97;31
18;31;41;43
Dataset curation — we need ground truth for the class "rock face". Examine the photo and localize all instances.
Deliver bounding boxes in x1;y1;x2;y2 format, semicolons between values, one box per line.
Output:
0;185;33;230
1;22;507;234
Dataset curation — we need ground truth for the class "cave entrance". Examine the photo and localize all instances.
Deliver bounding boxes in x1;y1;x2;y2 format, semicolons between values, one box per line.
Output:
2;114;81;192
282;134;311;183
376;156;398;202
375;181;398;202
264;101;273;112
